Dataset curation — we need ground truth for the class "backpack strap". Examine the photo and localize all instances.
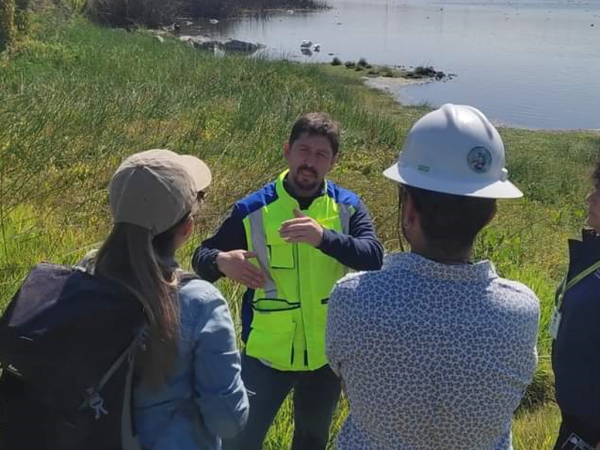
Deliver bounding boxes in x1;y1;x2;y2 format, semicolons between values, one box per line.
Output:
121;333;143;450
78;326;148;417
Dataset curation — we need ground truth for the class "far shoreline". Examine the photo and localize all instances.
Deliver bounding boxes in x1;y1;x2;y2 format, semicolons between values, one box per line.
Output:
359;73;600;133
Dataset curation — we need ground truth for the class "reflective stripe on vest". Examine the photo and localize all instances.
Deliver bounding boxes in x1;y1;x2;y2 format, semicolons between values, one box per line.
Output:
248;209;278;298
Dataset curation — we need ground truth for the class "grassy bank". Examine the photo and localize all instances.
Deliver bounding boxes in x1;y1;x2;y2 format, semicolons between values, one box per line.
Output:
1;11;599;449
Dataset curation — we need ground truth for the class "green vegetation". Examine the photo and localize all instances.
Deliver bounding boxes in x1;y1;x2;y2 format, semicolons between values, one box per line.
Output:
86;0;327;28
513;403;562;449
0;0;30;52
330;60;447;81
1;10;599;449
87;0;180;28
185;0;328;18
0;0;17;51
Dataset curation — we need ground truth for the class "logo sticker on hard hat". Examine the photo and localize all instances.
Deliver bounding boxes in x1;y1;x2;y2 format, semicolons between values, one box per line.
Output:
467;146;492;174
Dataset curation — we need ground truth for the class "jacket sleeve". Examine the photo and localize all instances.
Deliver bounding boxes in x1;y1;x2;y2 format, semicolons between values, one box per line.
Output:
193;294;249;439
192;205;248;282
317;199;384;271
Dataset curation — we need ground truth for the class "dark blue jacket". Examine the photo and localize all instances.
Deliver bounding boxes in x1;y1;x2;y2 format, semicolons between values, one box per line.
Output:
192;177;384;342
553;229;600;428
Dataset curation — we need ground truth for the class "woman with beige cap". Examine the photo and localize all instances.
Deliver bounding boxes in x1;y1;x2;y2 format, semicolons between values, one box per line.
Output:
87;149;249;449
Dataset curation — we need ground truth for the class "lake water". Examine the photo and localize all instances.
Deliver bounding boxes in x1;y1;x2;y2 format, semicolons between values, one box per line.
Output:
196;0;600;130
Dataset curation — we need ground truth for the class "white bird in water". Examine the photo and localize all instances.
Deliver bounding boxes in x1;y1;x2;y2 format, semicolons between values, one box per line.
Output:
300;40;312;48
209;19;219;24
313;44;321;52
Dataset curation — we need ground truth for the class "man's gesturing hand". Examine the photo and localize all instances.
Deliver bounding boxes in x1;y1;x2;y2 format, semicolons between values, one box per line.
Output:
279;208;324;247
216;250;266;289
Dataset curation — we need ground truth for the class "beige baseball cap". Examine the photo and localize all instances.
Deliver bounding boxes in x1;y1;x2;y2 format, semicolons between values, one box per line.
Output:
109;149;212;235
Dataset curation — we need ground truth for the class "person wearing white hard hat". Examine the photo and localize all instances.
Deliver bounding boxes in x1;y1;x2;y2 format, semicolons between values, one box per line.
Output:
79;149;249;449
326;104;540;449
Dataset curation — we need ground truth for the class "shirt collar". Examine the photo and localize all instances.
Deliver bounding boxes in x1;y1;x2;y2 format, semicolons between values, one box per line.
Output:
383;252;497;283
566;229;600;276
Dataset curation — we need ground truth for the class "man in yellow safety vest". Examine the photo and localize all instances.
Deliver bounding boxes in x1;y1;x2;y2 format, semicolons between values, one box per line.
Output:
192;112;384;450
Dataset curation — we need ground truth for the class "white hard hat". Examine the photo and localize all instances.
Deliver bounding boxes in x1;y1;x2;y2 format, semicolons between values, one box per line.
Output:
383;104;522;199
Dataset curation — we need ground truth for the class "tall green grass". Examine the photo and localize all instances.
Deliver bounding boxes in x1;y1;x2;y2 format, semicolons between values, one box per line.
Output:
513;403;561;450
1;11;599;448
0;0;17;51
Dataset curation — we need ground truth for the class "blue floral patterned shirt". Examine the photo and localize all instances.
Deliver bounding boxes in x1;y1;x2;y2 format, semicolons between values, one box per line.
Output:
326;253;539;450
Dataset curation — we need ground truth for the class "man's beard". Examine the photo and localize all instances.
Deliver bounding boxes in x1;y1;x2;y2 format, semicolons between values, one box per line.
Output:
292;166;320;191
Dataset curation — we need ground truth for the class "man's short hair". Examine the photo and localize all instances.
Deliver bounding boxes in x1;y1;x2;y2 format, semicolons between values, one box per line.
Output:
289;112;340;155
402;185;496;253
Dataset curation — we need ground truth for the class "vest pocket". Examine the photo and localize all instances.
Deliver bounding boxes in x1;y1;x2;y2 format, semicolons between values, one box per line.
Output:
246;299;299;368
268;243;295;269
265;228;295;269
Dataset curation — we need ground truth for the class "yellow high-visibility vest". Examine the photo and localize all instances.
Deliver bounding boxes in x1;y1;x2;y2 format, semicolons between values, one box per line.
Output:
243;170;354;371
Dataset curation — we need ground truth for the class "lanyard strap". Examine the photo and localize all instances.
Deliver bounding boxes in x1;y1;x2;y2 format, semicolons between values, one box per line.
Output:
556;259;600;310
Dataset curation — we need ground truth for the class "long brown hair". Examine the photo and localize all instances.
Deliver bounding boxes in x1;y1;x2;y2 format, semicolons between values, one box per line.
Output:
94;217;187;390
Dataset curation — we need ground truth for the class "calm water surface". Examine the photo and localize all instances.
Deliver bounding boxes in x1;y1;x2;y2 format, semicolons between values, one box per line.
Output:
197;0;600;129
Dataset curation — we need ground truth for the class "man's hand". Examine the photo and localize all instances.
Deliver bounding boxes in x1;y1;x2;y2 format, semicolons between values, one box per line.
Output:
595;441;600;450
216;250;266;289
279;208;324;247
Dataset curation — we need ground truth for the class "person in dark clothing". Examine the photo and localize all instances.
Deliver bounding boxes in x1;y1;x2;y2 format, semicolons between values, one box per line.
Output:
552;159;600;450
192;112;384;450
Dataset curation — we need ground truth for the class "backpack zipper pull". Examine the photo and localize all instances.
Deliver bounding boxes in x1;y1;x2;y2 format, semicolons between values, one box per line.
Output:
88;392;109;419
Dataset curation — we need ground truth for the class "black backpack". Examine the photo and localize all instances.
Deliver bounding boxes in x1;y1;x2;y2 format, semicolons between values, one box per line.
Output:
0;263;146;450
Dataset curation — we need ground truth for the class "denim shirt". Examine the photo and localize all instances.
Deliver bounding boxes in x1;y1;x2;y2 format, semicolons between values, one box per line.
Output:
134;278;249;449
